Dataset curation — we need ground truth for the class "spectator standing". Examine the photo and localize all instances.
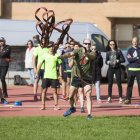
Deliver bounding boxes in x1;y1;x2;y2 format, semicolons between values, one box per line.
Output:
105;40;125;103
69;43;85;113
33;37;48;101
25;40;35;86
0;37;11;98
33;35;40;47
91;45;103;103
124;37;140;104
61;42;72;100
36;41;62;110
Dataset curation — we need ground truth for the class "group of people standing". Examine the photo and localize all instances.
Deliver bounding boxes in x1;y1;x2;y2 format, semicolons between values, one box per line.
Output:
0;35;140;119
105;37;140;105
24;36;102;119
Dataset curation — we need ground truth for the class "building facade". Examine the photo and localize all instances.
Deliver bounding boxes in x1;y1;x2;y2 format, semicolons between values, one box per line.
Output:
0;0;140;80
1;0;140;49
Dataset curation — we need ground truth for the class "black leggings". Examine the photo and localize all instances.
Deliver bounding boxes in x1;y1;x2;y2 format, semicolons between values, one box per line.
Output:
0;66;9;95
107;67;122;98
126;71;140;100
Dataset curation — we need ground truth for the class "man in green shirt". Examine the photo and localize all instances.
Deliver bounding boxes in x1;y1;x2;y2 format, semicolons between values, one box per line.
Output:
36;41;62;110
33;37;48;101
62;39;96;119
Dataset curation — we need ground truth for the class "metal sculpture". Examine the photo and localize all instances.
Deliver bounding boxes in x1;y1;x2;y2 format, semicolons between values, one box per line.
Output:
35;7;74;49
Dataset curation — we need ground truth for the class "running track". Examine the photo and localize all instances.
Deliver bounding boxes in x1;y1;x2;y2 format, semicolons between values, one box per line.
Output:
0;83;140;117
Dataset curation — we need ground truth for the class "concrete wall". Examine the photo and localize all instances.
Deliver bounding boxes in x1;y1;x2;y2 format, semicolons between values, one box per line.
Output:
9;46;26;71
6;71;29;85
5;46;30;85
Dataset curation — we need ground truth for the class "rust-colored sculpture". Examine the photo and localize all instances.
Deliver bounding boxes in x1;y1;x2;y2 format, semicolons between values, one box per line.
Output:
35;7;73;49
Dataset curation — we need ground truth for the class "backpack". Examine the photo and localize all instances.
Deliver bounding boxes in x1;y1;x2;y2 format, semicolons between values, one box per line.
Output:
14;75;23;85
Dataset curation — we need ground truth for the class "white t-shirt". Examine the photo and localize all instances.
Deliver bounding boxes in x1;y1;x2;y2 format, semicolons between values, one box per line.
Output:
25;47;35;68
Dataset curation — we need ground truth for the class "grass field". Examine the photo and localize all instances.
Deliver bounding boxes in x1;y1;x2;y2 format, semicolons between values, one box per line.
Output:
0;116;140;140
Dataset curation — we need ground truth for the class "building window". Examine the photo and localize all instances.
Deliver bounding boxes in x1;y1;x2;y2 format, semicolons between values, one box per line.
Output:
115;24;133;41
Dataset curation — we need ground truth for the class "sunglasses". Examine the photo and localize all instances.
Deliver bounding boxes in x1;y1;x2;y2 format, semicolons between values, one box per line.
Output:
84;43;91;45
110;44;115;46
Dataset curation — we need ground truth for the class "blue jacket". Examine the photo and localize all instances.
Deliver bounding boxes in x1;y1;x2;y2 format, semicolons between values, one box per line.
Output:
92;51;103;83
61;49;72;72
127;47;140;70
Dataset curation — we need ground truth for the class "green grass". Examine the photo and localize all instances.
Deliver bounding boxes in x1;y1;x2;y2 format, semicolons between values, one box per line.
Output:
0;116;140;140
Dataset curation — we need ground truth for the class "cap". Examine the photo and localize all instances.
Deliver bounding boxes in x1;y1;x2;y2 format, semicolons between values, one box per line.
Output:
0;37;5;42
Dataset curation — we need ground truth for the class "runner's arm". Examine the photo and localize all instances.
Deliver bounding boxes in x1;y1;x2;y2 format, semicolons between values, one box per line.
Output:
32;55;37;73
68;57;74;68
35;61;44;79
85;52;96;60
59;51;75;59
58;64;62;77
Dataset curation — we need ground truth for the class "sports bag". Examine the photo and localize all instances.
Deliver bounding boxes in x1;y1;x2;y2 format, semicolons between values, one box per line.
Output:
14;75;23;85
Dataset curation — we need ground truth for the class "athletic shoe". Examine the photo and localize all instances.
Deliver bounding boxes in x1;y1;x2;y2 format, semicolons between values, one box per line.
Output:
124;99;131;104
28;84;33;87
62;95;66;100
62;95;69;100
87;114;93;120
3;94;8;98
54;106;61;110
106;97;111;103
97;99;102;103
40;107;45;110
30;84;33;87
80;107;85;113
63;107;76;117
65;97;69;101
1;98;8;104
40;104;45;110
34;95;38;101
119;98;123;104
49;96;54;99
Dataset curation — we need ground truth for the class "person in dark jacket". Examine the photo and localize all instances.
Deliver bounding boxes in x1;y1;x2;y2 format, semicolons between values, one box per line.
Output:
124;37;140;104
91;45;103;103
105;40;125;103
61;43;72;100
0;37;11;98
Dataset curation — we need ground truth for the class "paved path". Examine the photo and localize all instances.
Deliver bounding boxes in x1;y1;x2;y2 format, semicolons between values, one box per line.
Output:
0;83;140;117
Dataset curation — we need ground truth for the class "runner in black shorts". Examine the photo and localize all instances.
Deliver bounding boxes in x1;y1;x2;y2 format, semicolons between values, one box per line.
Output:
62;39;96;119
36;41;62;110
